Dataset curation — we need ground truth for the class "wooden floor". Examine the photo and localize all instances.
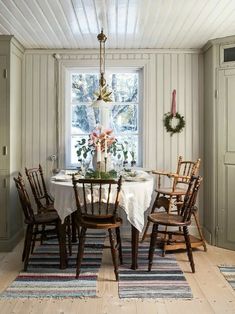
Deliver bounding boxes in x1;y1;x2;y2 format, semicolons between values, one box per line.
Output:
0;238;235;314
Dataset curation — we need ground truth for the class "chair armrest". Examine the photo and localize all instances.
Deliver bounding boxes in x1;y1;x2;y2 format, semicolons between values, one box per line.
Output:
167;173;191;180
152;170;191;190
152;170;172;176
152;170;191;181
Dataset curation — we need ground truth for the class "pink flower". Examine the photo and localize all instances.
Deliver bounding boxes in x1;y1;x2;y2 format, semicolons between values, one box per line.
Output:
88;128;116;152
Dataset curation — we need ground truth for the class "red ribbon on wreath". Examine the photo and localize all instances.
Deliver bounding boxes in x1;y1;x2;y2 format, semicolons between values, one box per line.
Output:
171;89;176;117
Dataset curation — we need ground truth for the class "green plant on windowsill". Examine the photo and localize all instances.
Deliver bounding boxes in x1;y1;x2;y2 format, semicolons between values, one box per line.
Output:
75;138;94;160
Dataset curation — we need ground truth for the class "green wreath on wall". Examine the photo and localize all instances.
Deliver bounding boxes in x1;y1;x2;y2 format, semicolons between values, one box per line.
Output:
163;112;185;136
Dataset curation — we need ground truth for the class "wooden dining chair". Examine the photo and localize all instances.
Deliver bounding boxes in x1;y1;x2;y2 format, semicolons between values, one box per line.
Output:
25;164;54;213
72;176;123;280
141;156;201;243
148;175;203;273
14;173;61;271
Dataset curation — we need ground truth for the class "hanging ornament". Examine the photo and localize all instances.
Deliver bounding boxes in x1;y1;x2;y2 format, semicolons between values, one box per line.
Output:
163;89;185;136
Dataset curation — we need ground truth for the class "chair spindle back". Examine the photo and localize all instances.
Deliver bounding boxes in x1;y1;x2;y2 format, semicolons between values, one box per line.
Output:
14;174;35;223
72;176;122;221
180;175;202;223
172;156;201;189
25;164;52;210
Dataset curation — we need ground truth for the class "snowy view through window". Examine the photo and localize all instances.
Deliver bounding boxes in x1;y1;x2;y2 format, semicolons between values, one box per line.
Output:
69;71;140;167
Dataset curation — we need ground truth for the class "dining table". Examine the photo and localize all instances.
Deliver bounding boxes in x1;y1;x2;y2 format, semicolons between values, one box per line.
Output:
50;169;154;270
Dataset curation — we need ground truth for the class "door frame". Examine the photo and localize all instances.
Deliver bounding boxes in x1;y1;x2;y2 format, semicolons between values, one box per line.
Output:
216;67;235;250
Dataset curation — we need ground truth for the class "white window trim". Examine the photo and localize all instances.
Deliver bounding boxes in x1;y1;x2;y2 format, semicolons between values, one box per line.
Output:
57;54;156;169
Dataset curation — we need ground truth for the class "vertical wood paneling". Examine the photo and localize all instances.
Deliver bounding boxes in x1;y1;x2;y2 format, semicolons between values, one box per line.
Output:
163;54;171;171
46;55;56;178
146;54;157;169
24;54;33;167
192;54;199;159
178;54;186;156
22;49;203;179
156;54;164;169
39;55;48;165
32;55;40;165
170;54;178;170
185;54;193;160
22;54;56;178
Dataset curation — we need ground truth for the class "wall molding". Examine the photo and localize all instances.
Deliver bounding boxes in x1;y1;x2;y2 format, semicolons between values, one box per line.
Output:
25;48;201;56
57;54;157;169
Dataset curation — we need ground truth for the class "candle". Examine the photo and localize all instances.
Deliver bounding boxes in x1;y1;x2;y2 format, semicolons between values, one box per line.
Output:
97;141;101;162
104;137;108;158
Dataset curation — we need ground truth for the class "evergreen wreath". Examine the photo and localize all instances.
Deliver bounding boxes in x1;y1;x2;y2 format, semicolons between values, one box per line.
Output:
163;112;185;136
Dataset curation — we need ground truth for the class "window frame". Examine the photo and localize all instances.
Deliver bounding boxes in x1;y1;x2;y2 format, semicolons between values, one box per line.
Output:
65;67;142;168
57;55;156;170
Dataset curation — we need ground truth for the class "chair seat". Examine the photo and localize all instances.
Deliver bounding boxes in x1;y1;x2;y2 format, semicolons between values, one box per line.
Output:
39;203;56;213
155;186;187;196
25;212;59;224
148;212;191;227
79;216;122;229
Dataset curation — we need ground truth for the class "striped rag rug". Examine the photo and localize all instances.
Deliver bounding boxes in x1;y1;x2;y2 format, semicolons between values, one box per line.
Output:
0;232;106;299
218;265;235;290
118;241;193;299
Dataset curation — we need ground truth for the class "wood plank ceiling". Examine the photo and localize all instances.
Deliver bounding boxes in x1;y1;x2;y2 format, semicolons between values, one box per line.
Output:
0;0;235;49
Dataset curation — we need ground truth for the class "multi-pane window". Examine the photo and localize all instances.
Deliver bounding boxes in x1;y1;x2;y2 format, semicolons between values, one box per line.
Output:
66;70;141;168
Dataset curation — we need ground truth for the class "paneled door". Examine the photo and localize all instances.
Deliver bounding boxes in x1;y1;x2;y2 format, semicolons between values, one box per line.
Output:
217;68;235;250
0;56;7;170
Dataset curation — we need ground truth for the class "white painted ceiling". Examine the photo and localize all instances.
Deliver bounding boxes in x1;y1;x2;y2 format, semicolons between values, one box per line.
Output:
1;0;235;50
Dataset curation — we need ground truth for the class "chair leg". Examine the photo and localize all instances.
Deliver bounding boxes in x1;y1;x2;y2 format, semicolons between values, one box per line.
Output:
76;227;87;279
22;227;28;262
71;212;78;243
161;196;174;257
31;225;38;254
148;223;158;271
40;224;46;244
24;225;33;271
116;227;123;265
193;211;207;252
108;228;119;281
183;226;195;273
141;193;160;242
66;216;72;256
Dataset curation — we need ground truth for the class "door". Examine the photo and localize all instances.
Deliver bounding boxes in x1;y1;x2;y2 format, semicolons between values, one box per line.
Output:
0;56;8;170
217;68;235;250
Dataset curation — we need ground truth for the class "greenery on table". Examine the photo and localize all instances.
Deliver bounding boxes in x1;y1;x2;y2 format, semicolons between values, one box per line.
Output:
85;169;118;179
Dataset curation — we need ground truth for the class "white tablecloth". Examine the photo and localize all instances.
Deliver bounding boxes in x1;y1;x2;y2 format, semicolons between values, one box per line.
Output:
50;171;154;232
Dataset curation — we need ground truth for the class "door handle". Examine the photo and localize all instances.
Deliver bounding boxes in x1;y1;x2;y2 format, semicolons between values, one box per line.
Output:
3;146;7;156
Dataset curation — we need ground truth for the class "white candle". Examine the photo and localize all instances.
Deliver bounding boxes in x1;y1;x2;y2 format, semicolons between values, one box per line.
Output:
97;141;101;162
104;138;108;158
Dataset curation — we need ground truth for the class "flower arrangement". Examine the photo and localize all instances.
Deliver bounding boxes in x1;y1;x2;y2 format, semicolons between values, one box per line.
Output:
75;126;137;167
89;126;116;153
75;126;117;161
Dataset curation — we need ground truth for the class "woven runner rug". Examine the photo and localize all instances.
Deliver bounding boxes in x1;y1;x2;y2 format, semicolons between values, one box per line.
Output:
0;232;106;299
218;265;235;290
118;241;193;299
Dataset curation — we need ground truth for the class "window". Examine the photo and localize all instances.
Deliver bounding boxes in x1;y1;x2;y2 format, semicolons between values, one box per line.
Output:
65;69;141;168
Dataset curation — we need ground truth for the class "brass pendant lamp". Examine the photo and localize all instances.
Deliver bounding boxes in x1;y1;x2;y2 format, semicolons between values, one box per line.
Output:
92;29;112;107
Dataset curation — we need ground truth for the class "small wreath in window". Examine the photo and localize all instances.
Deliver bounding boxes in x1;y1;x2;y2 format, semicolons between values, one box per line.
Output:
163;112;185;136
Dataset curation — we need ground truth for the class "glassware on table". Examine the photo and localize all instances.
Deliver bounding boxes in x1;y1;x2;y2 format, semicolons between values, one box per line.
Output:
113;155;123;176
81;157;91;177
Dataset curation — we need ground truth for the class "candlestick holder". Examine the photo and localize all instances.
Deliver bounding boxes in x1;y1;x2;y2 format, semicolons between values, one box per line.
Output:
131;160;136;167
104;157;107;173
97;161;101;178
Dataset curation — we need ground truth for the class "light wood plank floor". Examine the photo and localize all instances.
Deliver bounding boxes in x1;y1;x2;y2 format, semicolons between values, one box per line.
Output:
0;238;235;314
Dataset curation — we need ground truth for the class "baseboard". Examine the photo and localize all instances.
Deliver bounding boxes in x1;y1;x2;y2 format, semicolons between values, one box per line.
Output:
203;227;212;245
0;228;24;252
